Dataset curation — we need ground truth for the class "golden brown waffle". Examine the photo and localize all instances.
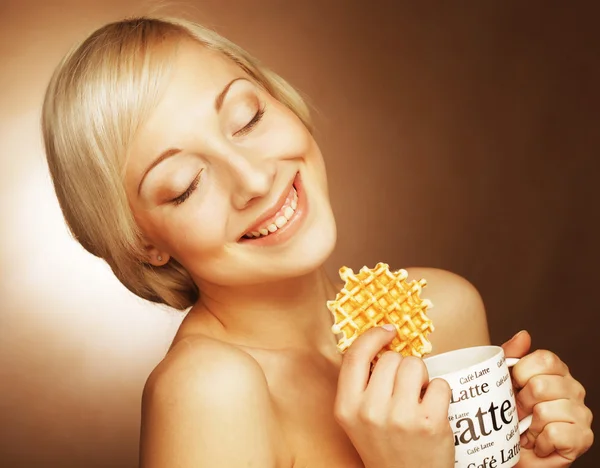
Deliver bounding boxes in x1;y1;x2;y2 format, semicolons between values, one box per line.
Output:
327;263;434;359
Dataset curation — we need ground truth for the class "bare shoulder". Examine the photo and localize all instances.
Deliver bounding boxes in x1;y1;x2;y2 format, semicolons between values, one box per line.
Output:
146;334;264;391
405;267;491;354
143;335;267;408
140;335;285;468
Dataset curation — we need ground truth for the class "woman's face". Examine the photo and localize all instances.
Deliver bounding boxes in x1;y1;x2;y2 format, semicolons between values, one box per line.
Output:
125;40;336;289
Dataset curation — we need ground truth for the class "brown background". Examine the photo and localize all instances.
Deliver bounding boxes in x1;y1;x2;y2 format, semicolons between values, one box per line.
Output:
1;1;598;467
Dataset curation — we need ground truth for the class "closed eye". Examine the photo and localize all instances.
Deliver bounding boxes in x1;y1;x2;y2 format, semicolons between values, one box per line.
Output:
234;106;265;137
171;171;202;206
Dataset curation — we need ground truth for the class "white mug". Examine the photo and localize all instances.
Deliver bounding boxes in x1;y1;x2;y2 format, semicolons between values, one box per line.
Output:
424;346;532;468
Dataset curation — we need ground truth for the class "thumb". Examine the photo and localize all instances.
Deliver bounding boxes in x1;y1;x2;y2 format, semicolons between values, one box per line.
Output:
501;330;531;358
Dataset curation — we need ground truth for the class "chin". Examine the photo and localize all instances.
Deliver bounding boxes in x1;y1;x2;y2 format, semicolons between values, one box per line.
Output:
250;217;337;285
281;217;337;277
208;215;337;288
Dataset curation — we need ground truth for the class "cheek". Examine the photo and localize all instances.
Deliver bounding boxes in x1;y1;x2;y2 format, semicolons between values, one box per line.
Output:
278;112;326;178
177;209;226;253
152;200;228;260
266;105;313;155
273;115;328;183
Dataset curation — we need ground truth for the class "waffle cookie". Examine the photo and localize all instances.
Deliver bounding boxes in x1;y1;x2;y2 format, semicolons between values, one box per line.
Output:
327;263;434;359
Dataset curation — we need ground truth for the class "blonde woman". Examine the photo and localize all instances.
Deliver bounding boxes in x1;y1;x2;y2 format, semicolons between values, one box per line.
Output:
42;17;593;468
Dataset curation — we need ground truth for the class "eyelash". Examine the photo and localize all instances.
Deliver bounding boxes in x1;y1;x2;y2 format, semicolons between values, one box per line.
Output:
172;172;201;206
235;106;265;137
171;107;265;206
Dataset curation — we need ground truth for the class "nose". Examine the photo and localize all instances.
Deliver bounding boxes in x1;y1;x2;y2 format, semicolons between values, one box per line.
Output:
227;154;276;210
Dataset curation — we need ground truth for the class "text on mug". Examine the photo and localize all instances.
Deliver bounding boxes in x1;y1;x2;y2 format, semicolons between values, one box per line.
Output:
454;400;514;446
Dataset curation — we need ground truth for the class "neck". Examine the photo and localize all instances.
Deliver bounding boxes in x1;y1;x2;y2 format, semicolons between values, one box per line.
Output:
192;267;340;353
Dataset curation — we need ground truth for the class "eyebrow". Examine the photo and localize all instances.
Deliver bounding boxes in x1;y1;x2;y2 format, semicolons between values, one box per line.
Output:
216;77;246;111
137;77;247;196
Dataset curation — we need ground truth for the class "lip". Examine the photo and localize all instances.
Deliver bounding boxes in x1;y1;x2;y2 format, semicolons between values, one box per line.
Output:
241;175;296;236
238;172;308;246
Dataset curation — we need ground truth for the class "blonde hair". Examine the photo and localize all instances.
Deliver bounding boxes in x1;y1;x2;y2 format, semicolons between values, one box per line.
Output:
42;16;313;310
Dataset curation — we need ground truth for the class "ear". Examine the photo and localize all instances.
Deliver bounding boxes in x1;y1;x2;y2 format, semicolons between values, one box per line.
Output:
144;244;170;267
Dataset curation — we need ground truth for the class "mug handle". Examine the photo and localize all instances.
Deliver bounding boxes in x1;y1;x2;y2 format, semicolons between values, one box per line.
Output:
506;358;533;434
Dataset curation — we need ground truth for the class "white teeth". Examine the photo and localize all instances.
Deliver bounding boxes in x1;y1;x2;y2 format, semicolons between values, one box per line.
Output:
243;186;300;240
275;216;287;228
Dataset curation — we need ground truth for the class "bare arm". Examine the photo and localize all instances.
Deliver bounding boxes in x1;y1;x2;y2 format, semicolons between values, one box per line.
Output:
139;337;283;468
406;267;491;354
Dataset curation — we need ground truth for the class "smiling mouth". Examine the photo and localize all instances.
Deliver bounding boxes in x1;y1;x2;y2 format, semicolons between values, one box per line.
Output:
242;183;299;239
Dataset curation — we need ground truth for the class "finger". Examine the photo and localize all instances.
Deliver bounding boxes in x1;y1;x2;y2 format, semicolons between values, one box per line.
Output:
511;350;569;389
526;400;577;440
517;375;576;413
393;356;429;404
422;377;452;415
517;447;574;468
501;330;532;358
534;422;594;461
525;399;593;448
365;351;403;400
337;326;396;401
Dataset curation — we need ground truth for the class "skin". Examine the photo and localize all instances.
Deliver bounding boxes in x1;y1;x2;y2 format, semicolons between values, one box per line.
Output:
125;40;593;467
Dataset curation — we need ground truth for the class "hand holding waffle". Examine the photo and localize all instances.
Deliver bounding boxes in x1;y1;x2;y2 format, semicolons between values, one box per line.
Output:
334;326;455;468
328;263;435;362
331;264;452;467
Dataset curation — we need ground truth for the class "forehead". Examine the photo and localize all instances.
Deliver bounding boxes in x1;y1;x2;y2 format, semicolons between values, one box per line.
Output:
125;41;247;187
166;40;246;94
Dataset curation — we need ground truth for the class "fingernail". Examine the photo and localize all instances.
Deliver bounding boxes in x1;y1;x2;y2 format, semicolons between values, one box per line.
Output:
509;330;526;342
382;324;395;331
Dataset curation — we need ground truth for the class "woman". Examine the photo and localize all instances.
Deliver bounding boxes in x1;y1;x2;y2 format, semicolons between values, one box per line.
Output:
42;17;593;467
